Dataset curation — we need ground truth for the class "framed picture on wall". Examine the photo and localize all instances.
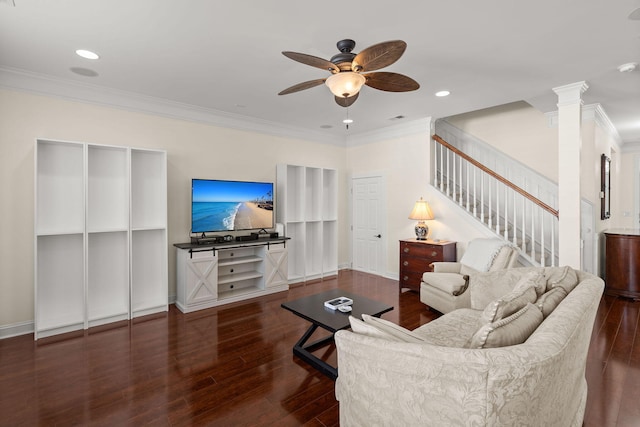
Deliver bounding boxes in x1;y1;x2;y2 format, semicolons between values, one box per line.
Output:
601;154;611;220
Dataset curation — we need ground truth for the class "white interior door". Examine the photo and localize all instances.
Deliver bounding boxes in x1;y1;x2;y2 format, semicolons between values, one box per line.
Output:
352;175;386;276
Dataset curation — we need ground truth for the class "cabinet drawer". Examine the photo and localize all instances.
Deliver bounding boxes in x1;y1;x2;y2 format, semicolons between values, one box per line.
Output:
400;256;433;273
400;271;424;288
400;242;443;259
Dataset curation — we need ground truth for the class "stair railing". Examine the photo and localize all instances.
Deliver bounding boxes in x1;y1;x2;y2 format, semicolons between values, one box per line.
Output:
433;134;559;266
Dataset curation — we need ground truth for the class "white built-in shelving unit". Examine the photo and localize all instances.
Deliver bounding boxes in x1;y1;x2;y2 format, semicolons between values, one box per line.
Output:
276;164;338;284
35;139;167;340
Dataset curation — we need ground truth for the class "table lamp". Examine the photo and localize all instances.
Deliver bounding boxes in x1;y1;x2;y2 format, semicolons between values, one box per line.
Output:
408;197;434;240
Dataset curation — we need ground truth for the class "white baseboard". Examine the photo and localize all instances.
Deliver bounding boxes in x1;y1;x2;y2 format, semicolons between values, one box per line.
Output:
0;320;34;339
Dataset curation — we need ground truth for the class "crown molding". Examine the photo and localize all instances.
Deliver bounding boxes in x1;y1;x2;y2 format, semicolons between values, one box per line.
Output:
345;117;432;147
0;66;346;146
545;103;622;148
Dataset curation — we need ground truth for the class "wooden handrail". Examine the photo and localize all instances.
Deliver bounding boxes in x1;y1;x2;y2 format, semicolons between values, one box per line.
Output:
433;134;559;218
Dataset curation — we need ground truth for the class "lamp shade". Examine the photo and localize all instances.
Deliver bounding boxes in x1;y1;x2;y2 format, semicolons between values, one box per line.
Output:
325;72;366;98
408;197;434;220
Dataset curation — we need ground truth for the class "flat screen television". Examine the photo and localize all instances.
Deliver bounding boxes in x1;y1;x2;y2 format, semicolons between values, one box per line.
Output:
191;179;274;234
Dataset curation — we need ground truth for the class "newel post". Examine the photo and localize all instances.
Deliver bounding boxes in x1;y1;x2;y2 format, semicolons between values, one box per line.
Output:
553;81;588;269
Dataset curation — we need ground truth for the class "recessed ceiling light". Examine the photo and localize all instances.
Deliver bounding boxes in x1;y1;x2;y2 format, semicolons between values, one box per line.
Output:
435;90;450;97
75;49;99;60
618;62;637;73
343;118;353;124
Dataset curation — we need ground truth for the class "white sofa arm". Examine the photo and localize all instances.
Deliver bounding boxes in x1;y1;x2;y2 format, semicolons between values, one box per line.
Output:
335;331;496;426
430;261;462;273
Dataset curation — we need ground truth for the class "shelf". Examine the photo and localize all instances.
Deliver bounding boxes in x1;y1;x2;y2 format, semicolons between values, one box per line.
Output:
87;144;128;232
218;285;262;300
36;229;84;237
131;149;167;230
218;271;263;285
36;140;84;235
218;255;262;267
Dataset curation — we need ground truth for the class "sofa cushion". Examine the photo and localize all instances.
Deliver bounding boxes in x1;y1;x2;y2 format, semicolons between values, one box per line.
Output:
479;285;538;324
536;286;568;317
348;315;425;343
470;268;546;310
545;266;579;293
420;272;468;295
413;308;483;347
465;303;543;349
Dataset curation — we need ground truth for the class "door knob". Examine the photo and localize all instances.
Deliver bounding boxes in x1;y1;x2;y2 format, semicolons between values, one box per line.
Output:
374;234;381;238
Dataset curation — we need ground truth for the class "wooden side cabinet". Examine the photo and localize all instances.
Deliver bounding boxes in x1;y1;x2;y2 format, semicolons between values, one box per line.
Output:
399;239;456;292
604;230;640;301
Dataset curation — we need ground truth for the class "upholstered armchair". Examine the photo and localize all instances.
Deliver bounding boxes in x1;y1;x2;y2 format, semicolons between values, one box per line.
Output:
420;238;519;313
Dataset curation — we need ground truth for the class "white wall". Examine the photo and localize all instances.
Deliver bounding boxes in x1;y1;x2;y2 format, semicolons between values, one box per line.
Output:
0;88;348;328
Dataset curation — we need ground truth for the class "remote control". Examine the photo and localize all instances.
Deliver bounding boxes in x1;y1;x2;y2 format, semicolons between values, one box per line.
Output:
324;297;353;310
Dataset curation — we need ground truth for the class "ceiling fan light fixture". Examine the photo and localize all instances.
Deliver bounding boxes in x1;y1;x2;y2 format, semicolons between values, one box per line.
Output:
325;72;365;98
76;49;99;60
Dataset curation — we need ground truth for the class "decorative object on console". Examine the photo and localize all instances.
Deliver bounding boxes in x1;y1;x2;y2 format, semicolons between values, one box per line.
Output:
408;197;434;240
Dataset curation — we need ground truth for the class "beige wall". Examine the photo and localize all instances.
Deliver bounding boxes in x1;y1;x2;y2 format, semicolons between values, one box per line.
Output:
345;130;431;277
0;88;348;327
445;101;559;181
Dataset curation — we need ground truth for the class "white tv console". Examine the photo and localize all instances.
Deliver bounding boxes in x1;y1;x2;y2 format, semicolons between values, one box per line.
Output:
174;238;289;313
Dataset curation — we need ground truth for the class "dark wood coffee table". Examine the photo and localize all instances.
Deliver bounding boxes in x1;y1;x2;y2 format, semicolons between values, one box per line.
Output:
281;289;394;380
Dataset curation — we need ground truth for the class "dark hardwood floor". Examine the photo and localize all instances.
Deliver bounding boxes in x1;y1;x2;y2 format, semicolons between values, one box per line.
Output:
0;270;637;426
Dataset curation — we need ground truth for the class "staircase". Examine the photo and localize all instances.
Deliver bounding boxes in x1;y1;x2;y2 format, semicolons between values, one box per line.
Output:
432;121;559;267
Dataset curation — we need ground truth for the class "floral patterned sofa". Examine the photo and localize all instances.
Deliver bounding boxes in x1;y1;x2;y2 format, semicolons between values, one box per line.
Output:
335;266;604;427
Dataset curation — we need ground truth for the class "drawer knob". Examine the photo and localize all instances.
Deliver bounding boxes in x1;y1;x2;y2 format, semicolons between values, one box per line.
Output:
431;251;438;257
403;261;408;266
403;276;409;281
403;247;409;253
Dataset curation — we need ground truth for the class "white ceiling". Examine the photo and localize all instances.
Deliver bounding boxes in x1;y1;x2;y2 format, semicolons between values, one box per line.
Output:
1;0;639;144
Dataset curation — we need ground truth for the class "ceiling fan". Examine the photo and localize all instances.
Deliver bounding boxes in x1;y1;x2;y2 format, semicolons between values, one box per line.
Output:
278;39;420;107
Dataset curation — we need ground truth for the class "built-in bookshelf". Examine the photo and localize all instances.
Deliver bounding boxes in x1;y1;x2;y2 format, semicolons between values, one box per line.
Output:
276;164;338;283
34;139;167;339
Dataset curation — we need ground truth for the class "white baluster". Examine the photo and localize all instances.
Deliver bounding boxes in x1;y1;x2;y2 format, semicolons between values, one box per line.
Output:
540;208;545;267
503;184;509;239
530;200;536;261
521;196;526;252
495;181;500;234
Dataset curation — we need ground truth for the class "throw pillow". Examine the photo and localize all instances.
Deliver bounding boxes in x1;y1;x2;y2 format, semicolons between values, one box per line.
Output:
360;314;426;343
349;316;425;343
479;285;538;324
535;287;568;317
512;270;547;297
545;266;579;294
465;303;543;349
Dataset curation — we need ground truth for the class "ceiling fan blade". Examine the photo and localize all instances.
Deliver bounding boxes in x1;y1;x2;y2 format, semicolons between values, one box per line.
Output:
364;72;420;92
278;79;326;95
335;93;359;107
282;51;340;73
352;40;407;72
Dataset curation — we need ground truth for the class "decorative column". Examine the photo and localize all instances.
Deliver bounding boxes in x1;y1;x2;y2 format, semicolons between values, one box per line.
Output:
553;81;588;269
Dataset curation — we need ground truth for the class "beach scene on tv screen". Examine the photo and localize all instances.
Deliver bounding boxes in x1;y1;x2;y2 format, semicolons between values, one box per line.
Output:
192;180;273;233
